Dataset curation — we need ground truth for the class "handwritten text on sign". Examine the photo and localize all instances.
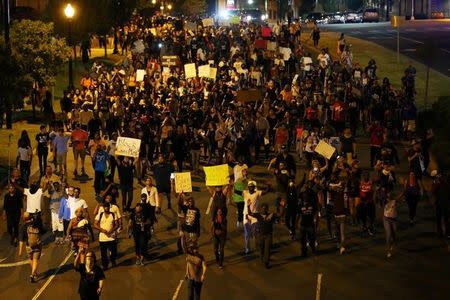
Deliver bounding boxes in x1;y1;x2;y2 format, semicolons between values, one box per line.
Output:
115;137;141;158
174;172;192;193
203;164;230;186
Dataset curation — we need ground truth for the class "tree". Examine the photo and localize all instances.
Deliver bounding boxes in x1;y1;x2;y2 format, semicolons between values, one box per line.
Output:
173;0;206;16
9;19;70;118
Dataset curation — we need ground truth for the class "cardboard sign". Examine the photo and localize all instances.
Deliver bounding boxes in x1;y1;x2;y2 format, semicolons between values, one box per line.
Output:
261;26;272;37
315;140;336;160
185;21;197;31
202;18;214;27
161;55;179;67
184;63;197;79
236;89;263;102
198;65;217;79
275;128;289;145
267;41;277;51
175;172;192;193
230;16;240;24
136;69;146;82
203;164;230;186
254;39;267;49
115;137;141;158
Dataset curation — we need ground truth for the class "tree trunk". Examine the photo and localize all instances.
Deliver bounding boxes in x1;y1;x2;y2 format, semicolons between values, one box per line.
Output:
5;97;12;129
104;35;108;58
31;89;37;119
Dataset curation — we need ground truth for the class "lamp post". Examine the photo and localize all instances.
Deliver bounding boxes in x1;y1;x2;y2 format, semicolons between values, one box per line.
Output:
64;3;75;90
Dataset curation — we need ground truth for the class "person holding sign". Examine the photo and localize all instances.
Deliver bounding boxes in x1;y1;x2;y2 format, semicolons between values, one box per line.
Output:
151;154;174;209
179;196;201;252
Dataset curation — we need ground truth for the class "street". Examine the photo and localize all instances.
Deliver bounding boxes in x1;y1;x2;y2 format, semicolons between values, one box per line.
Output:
1;139;449;300
321;20;450;76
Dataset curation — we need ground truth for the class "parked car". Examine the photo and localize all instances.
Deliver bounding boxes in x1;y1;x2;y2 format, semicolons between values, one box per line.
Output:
362;8;379;22
304;12;327;24
328;12;346;24
345;11;362;23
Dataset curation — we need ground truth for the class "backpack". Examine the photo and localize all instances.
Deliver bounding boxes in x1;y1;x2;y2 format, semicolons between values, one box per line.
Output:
27;225;41;249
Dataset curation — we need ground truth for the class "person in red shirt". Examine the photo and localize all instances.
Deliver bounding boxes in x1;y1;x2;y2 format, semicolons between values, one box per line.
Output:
369;121;384;167
359;172;375;235
71;123;89;177
331;98;347;134
304;102;319;128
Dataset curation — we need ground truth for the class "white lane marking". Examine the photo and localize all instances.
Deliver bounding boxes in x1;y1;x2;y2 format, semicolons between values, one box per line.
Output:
172;279;184;300
399;37;424;44
316;273;323;300
441;48;450;54
31;251;73;300
0;253;45;268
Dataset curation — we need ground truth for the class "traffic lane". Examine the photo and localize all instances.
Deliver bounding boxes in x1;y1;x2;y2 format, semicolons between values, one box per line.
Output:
0;241;71;299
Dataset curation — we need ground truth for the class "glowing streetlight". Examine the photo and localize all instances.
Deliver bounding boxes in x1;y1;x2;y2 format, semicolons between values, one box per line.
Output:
160;5;164;10
64;3;75;19
151;0;156;4
167;4;172;10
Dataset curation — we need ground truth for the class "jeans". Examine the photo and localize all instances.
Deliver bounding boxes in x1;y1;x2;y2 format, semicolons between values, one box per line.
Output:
133;231;149;257
99;240;117;268
406;195;419;221
358;202;375;230
300;226;316;255
109;156;117;181
187;279;202;300
19;160;30;183
191;150;200;172
383;217;397;248
334;215;346;248
244;222;259;251
6;213;20;240
94;171;105;194
285;208;298;235
257;234;272;265
213;233;226;266
37;149;48;177
370;146;381;167
236;202;245;223
121;185;133;211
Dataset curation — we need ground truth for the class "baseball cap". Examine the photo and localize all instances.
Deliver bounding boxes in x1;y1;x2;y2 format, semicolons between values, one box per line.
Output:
248;181;257;187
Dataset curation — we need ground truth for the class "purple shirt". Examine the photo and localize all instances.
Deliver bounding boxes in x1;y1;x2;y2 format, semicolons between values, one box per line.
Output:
53;135;69;153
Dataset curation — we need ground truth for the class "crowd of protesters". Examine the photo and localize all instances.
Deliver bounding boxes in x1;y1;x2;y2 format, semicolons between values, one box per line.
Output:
2;11;450;299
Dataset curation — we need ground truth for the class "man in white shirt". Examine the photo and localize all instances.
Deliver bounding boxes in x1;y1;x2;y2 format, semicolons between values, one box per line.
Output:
94;203;118;269
25;184;43;214
233;160;248;182
69;187;89;221
242;181;262;254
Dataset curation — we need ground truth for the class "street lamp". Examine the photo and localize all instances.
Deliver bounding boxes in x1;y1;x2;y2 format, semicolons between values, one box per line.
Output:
167;4;172;10
64;3;75;90
151;0;156;4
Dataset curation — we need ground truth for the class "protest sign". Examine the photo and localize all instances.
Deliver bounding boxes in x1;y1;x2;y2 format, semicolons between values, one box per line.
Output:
184;63;197;79
230;16;240;24
203;164;230;186
198;65;210;78
115;137;141;158
174;172;192;193
254;39;267;49
202;18;214;27
236;89;263;102
185;21;197;31
209;67;217;79
161;55;179;67
315;140;336;160
136;69;146;82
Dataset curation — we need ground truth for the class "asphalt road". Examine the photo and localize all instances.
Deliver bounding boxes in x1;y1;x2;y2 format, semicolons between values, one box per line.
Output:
1;138;449;300
321;20;450;76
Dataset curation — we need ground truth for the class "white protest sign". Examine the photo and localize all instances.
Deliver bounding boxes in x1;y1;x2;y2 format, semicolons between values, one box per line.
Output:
136;69;146;82
198;65;210;78
184;63;197;79
202;18;214;27
115;137;141;158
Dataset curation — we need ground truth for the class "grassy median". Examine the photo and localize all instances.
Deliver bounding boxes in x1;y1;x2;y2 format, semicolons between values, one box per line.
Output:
301;31;450;108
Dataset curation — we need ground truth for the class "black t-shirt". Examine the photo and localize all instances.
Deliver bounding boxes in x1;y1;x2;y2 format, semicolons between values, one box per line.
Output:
77;264;105;300
340;135;354;153
35;132;50;152
3;192;23;216
118;162;135;186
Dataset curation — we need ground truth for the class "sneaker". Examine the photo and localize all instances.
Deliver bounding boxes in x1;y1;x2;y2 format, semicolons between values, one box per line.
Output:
30;275;35;283
339;247;346;255
315;241;319;248
368;229;374;236
244;248;250;255
135;258;141;265
386;251;392;258
73;170;78;177
140;259;145;266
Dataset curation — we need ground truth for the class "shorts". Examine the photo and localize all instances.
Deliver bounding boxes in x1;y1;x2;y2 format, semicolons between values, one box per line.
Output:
73;147;86;160
56;153;67;165
26;245;42;260
51;211;64;232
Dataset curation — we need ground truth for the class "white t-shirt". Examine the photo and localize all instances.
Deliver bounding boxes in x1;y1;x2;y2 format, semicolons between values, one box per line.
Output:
97;204;122;219
95;212;116;242
68;197;88;219
25;188;43;213
141;186;160;207
243;190;262;224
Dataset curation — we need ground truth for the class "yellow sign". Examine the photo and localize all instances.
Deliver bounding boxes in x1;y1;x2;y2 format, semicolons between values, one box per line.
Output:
314;140;336;160
230;16;240;24
391;15;405;28
115;137;141;158
184;63;197;79
174;172;192;193
202;18;214;27
203;164;230;186
198;65;217;79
